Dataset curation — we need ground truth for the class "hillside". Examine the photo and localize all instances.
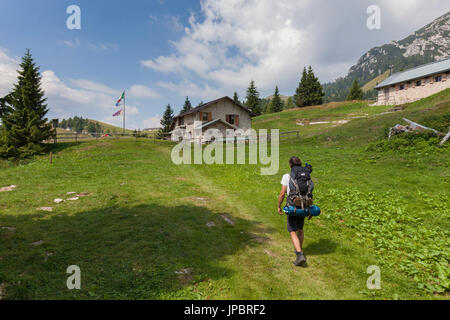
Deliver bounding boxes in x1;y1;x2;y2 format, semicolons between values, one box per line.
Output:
254;88;450;142
264;94;290;102
323;11;450;102
58;118;135;135
361;70;390;93
89;120;135;134
0;90;448;299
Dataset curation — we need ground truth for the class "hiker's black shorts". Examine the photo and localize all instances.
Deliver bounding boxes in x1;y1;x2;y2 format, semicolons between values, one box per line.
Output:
287;215;305;232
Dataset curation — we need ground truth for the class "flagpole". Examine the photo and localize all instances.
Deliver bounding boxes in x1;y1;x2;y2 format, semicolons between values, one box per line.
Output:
123;91;126;135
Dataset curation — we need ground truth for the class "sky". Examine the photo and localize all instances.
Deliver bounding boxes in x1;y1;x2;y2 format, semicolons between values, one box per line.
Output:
0;0;449;129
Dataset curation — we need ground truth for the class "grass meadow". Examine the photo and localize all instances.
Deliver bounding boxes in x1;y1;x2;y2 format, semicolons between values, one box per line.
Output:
0;89;449;300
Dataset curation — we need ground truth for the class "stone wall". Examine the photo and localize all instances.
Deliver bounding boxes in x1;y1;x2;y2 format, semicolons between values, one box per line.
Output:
376;72;449;105
171;98;252;141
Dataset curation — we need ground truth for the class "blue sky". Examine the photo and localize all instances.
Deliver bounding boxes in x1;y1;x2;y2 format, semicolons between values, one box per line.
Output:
0;0;449;129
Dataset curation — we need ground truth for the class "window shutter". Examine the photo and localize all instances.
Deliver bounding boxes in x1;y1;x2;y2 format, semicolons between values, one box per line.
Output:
208;112;212;121
226;115;230;123
235;115;239;126
199;112;203;121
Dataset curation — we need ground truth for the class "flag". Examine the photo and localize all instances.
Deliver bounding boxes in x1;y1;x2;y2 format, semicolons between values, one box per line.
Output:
115;91;125;107
113;109;123;117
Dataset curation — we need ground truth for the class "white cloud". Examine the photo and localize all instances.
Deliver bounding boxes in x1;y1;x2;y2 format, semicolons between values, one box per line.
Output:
129;85;160;99
70;79;120;96
87;42;119;52
59;39;81;48
0;48;149;129
141;0;450;97
58;39;119;51
0;48;20;97
142;115;162;129
157;80;225;101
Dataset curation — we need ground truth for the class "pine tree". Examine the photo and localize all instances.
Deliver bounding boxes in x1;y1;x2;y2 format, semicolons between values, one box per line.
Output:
265;100;273;114
245;80;261;116
294;66;324;107
294;68;308;108
271;86;284;113
347;80;364;101
87;122;97;133
233;92;240;104
284;97;295;109
0;50;54;159
181;96;192;114
160;104;174;133
306;66;324;106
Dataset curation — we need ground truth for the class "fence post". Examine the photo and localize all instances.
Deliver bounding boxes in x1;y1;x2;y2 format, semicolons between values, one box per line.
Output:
75;133;78;143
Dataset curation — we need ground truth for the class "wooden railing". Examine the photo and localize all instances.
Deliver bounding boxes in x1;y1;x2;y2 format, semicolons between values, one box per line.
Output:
48;130;301;144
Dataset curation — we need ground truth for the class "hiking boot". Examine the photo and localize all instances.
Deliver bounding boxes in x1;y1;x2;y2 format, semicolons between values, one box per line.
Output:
293;251;307;267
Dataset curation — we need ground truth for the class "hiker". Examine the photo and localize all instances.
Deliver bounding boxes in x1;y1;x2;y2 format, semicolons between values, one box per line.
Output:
277;156;314;267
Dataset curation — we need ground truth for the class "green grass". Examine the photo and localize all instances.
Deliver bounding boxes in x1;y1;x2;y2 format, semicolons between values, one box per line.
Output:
362;70;390;93
0;90;449;300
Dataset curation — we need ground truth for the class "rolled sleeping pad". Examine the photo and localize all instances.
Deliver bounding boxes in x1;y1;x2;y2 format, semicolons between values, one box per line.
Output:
283;205;321;217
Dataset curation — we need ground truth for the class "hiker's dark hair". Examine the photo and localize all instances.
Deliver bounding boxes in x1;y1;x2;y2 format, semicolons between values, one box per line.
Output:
289;156;302;168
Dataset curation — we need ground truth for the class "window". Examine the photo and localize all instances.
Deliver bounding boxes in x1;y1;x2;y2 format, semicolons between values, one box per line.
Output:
416;80;422;86
179;117;184;126
200;112;211;122
435;75;442;82
226;114;239;126
399;84;405;90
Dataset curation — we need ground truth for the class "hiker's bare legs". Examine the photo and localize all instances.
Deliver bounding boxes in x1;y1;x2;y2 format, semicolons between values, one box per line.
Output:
290;232;302;252
298;230;304;249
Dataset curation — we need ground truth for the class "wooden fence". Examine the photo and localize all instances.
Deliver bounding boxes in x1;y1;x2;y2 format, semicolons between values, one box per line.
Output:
49;130;301;144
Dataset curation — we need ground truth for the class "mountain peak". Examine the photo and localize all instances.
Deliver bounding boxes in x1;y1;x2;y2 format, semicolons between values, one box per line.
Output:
324;11;450;102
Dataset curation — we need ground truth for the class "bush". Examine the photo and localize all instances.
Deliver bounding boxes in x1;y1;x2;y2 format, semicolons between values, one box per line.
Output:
366;130;447;153
419;112;450;133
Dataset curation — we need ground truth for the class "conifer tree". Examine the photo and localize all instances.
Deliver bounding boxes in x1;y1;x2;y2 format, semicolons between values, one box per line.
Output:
306;66;325;106
245;80;261;116
0;50;54;159
271;86;284;113
233;92;240;104
160;104;174;133
294;66;324;107
284;96;295;109
347;79;364;100
181;96;192;114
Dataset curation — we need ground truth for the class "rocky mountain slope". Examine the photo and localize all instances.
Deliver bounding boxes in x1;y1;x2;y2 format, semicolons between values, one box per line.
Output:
324;11;450;102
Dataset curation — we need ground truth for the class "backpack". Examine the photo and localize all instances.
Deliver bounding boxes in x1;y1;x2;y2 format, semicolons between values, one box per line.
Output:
287;165;314;210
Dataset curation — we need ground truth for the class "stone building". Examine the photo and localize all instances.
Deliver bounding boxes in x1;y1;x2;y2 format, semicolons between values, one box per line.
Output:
170;96;254;142
375;58;450;105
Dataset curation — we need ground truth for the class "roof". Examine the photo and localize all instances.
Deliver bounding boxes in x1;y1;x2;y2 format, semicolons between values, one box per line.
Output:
375;57;450;89
173;96;255;119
